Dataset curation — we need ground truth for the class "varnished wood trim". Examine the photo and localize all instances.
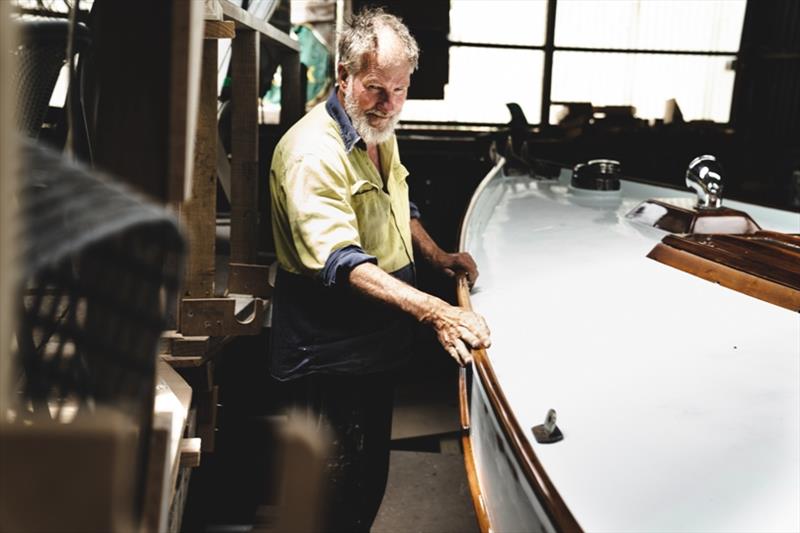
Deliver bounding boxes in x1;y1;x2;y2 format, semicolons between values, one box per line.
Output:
648;242;800;312
458;367;470;431
204;20;235;39
457;276;582;532
661;234;800;290
458;367;490;531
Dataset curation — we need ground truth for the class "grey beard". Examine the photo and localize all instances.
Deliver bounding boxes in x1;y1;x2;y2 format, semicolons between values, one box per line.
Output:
343;85;400;145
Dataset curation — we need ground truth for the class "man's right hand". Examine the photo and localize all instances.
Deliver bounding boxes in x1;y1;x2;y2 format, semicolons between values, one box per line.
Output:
421;302;491;366
348;262;491;365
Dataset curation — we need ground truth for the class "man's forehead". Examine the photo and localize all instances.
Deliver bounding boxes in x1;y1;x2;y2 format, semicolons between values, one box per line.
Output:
373;27;409;69
359;59;412;84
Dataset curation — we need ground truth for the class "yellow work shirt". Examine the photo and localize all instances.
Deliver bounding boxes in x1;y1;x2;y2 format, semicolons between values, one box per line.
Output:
270;101;414;279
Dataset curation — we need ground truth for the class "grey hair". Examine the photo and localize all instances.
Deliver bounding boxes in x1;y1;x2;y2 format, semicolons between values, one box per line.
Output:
338;7;419;78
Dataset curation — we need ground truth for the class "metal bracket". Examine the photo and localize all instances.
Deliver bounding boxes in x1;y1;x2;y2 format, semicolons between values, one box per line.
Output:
228;263;272;298
532;408;563;444
180;297;265;336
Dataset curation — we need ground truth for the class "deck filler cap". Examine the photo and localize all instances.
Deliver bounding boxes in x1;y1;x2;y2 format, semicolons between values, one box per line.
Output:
571;159;621;191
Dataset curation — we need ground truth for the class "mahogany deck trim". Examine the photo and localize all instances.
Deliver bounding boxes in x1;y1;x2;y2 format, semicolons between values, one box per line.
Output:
648;236;800;312
457;276;582;533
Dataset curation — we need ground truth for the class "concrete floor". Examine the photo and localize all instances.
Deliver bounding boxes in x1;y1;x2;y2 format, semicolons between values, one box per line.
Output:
372;368;479;533
373;449;478;533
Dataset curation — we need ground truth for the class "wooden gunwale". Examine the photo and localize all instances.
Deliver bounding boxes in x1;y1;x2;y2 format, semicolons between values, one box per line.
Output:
456;158;582;533
458;365;491;533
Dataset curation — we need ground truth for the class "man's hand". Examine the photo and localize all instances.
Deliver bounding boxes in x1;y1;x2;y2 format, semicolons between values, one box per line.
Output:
410;218;481;287
431;251;479;288
421;301;491;366
348;261;491;366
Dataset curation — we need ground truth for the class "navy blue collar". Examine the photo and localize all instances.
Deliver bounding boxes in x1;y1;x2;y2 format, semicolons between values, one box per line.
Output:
325;89;362;153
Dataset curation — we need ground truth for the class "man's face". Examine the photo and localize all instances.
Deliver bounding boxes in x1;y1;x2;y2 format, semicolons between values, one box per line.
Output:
342;57;412;145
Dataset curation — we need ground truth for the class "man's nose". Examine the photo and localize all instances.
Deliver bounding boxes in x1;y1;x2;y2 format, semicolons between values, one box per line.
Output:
378;92;401;113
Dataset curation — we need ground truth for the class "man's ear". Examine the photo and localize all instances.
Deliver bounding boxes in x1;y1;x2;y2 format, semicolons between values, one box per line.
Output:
337;64;348;89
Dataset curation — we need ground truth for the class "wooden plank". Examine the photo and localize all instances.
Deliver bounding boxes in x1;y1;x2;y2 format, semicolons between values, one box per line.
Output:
205;20;235;39
204;0;223;20
92;2;172;201
0;0;16;416
147;361;193;532
92;1;202;204
662;233;800;290
158;361;193;417
648;242;800;312
180;297;265;336
0;410;139;532
159;330;234;362
179;438;202;467
161;355;205;368
230;29;260;264
279;50;304;128
180;40;219;301
141;421;170;532
196;385;219;452
219;0;299;51
168;0;205;203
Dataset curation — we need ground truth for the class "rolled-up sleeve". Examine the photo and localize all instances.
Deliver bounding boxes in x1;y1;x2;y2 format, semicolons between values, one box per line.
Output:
283;153;363;276
321;244;377;287
409;200;421;219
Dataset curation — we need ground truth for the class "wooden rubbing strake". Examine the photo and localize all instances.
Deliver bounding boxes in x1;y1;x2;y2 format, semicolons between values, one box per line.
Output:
649;231;800;311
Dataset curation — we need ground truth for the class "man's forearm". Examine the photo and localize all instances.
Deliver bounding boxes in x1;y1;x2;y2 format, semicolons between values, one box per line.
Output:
410;218;445;264
349;260;491;365
410;218;479;284
348;261;445;323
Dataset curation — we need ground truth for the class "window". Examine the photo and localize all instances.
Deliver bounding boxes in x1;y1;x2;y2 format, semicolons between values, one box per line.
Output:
401;0;747;125
402;0;547;124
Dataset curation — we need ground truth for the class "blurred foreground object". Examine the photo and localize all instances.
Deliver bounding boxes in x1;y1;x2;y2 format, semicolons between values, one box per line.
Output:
1;140;185;532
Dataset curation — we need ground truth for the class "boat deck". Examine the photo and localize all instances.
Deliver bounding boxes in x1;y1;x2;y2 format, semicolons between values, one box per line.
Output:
464;171;800;531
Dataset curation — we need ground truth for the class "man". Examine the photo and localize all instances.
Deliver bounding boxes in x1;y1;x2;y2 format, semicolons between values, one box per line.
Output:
269;7;490;531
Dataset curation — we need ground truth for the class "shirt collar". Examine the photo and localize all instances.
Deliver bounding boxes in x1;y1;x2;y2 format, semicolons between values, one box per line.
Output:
325;89;362;153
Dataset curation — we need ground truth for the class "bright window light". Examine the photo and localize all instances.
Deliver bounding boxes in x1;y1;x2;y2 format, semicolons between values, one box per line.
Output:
402;0;746;125
403;47;543;124
555;0;746;51
449;0;547;46
551;51;736;122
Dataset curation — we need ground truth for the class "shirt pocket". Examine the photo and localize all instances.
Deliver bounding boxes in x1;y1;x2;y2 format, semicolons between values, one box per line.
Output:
350;179;391;254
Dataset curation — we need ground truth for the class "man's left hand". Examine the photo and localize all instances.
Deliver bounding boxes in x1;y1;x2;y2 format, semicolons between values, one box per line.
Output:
433;251;479;287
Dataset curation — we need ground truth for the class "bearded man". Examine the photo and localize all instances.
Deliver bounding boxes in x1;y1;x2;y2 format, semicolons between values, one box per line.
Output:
269;7;491;531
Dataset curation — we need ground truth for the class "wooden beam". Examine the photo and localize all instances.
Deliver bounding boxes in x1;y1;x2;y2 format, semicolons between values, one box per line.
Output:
0;0;15;417
279;50;304;127
168;0;205;203
92;1;171;201
180;40;219;300
93;0;203;203
161;354;204;368
230;29;260;264
219;0;298;52
205;20;235;40
179;438;202;467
